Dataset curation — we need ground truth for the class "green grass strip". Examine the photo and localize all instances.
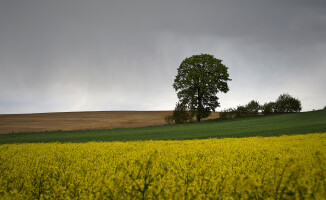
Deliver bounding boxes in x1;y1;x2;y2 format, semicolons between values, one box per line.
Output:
1;110;325;144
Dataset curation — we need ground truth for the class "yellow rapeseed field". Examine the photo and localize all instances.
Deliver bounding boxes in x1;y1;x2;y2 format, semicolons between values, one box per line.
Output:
0;133;325;199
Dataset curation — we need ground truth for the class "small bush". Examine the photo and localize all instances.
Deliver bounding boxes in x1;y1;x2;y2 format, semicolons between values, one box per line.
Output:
262;102;276;115
220;100;260;119
165;115;174;124
171;102;192;124
245;100;260;116
219;94;302;120
219;108;236;119
235;105;249;118
274;93;302;113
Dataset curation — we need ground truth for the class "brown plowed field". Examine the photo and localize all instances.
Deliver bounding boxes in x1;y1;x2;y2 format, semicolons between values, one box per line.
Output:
0;111;220;134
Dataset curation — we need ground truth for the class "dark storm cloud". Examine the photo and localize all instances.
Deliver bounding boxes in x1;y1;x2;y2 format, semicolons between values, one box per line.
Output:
0;0;325;113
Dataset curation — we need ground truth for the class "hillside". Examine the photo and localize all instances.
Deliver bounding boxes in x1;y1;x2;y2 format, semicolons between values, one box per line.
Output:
0;110;325;144
0;111;219;134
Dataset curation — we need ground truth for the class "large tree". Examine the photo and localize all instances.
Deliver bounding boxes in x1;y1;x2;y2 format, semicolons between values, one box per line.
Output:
173;54;231;122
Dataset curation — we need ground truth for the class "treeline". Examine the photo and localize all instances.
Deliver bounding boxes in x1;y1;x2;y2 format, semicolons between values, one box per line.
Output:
166;93;303;124
220;93;302;119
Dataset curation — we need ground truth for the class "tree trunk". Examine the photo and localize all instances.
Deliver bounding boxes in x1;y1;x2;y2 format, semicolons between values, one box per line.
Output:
197;87;202;123
196;114;201;123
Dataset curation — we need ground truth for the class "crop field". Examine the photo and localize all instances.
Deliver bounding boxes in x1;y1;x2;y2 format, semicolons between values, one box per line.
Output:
1;133;325;199
0;111;172;134
0;111;219;134
1;110;325;144
1;110;326;199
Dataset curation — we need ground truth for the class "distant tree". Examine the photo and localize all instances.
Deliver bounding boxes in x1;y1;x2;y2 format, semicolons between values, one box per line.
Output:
324;106;326;110
261;102;276;115
173;54;231;122
234;105;249;118
274;93;302;113
245;100;261;116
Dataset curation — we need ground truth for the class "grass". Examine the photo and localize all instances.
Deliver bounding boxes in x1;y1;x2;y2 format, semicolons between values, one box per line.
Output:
0;110;325;144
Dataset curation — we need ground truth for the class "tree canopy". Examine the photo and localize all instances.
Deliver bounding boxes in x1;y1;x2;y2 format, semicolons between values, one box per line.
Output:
274;93;302;113
173;54;231;122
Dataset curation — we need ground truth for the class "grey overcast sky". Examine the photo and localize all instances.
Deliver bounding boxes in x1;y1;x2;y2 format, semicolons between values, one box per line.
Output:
0;0;325;114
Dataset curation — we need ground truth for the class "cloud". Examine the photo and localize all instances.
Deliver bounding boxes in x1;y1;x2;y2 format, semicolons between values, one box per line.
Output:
0;0;325;113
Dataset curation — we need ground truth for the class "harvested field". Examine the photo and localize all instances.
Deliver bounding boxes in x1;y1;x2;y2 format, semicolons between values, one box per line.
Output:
0;111;219;134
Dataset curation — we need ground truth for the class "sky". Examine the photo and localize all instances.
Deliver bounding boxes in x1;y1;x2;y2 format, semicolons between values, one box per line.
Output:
0;0;325;114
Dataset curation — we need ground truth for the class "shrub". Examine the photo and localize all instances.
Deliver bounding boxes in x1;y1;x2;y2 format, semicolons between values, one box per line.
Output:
165;115;174;125
219;94;303;119
245;100;260;116
261;102;276;115
219;108;236;119
235;105;249;118
220;100;260;119
274;93;302;113
171;102;192;124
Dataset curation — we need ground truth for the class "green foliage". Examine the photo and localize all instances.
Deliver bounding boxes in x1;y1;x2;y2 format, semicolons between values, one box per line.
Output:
219;108;236;120
262;102;276;115
245;100;260;116
261;93;302;115
1;110;326;144
274;93;302;113
221;100;261;119
235;105;249;118
222;93;301;118
171;102;193;124
173;54;231;122
164;115;174;125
